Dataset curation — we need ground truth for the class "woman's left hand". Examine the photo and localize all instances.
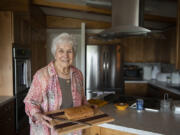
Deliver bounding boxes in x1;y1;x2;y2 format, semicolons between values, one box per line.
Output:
34;112;53;128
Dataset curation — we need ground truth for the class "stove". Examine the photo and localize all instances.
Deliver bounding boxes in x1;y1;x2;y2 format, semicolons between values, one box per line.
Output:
104;94;160;110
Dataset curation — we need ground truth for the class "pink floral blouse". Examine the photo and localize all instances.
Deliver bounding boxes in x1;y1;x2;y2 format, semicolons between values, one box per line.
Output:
24;62;87;135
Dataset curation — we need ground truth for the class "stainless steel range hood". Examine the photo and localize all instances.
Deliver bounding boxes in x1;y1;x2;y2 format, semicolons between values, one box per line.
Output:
98;0;151;38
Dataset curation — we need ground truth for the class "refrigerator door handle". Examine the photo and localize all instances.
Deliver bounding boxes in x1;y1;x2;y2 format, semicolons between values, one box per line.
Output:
104;48;108;88
103;51;106;85
103;52;106;70
106;52;109;70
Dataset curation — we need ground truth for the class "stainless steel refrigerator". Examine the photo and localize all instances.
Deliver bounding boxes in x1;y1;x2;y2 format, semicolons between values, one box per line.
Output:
86;45;124;99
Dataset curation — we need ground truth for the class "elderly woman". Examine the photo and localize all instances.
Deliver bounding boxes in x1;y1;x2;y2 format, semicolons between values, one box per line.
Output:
24;33;87;135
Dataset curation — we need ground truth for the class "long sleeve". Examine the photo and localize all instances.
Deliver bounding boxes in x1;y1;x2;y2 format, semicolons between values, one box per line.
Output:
24;71;45;123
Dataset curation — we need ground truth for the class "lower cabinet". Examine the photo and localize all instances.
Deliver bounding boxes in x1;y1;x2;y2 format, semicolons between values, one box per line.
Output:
125;83;148;97
83;126;137;135
0;100;15;135
124;83;180;99
83;126;100;135
147;84;180;100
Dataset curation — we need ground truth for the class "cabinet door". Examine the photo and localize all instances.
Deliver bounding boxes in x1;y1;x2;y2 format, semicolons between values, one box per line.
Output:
0;100;15;135
147;84;180;99
125;83;148;97
83;126;100;135
31;26;46;75
176;0;180;69
100;127;137;135
0;0;29;11
13;13;31;46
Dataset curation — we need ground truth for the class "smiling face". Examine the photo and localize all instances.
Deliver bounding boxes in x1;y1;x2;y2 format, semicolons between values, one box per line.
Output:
55;42;74;68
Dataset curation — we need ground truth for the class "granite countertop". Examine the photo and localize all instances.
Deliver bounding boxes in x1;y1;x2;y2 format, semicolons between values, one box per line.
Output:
98;104;180;135
125;80;180;95
0;96;15;107
148;80;180;95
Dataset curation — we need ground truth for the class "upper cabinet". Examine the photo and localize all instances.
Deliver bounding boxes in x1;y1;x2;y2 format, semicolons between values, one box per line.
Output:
122;36;170;63
176;0;180;69
0;0;29;12
13;12;31;46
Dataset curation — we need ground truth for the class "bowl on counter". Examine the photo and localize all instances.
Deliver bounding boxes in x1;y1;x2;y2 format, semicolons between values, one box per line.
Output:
114;103;129;111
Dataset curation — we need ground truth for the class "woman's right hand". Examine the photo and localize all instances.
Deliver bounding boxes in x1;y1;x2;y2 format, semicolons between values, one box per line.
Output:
34;112;53;128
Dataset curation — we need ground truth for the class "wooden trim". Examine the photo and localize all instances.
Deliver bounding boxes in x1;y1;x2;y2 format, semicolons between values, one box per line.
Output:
176;0;180;69
144;14;176;23
0;0;29;12
47;16;111;29
86;36;122;45
32;0;111;15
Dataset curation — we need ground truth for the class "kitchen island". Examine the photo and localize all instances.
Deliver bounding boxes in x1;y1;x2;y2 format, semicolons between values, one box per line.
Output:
94;104;180;135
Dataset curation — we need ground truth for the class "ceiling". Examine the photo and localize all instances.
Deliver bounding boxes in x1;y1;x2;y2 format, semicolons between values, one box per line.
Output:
34;0;177;30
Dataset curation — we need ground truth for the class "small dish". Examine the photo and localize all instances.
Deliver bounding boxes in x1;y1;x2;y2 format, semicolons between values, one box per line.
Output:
115;103;129;110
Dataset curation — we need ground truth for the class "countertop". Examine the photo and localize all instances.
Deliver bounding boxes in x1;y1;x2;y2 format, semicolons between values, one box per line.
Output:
0;96;15;107
98;104;180;135
125;80;180;95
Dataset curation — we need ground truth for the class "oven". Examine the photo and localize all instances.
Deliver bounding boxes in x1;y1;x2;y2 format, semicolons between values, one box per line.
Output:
13;47;31;132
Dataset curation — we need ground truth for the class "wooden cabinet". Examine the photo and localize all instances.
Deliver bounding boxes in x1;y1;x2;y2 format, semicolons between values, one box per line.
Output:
176;0;180;69
0;7;46;96
30;6;47;75
0;0;29;12
0;11;14;96
83;126;137;135
122;37;170;63
124;82;180;99
13;12;31;46
125;83;148;97
83;126;100;135
31;26;46;75
0;99;15;135
147;84;180;99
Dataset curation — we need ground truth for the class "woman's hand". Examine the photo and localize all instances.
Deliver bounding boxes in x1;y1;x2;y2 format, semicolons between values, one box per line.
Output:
86;103;98;109
34;112;53;128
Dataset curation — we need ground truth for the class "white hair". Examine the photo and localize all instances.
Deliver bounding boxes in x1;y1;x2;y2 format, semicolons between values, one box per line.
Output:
51;33;77;57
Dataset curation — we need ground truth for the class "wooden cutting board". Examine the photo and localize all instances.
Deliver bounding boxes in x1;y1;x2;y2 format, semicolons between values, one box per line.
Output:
45;108;114;135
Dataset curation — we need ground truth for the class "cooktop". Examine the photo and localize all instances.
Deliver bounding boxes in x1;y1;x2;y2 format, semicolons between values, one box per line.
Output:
103;94;160;110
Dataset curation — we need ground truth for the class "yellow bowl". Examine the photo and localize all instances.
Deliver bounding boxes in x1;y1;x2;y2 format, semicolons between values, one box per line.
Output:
88;99;108;107
115;103;129;110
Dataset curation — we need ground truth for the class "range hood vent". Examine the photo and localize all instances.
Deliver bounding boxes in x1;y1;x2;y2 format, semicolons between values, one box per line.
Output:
98;0;151;39
86;0;111;9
